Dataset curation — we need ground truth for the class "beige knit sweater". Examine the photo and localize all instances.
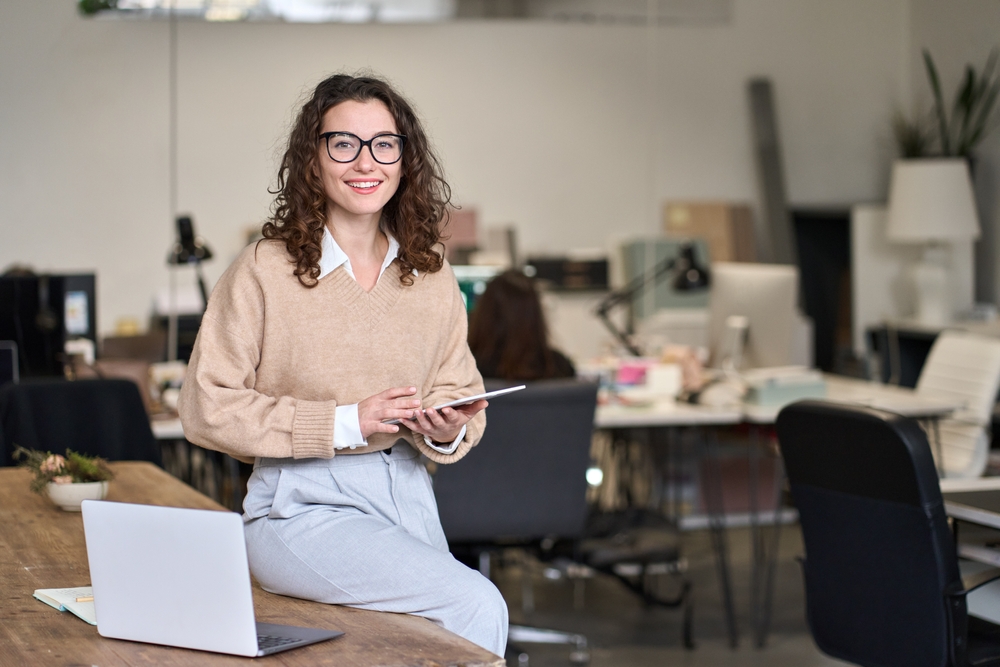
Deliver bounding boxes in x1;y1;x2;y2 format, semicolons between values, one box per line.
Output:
177;240;485;465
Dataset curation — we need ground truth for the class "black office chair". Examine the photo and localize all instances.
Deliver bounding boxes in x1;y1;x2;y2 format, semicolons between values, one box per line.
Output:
0;378;161;467
434;379;692;663
776;400;1000;667
433;379;596;664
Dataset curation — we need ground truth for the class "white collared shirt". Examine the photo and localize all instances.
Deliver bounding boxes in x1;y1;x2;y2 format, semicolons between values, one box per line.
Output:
317;225;402;282
322;227;464;455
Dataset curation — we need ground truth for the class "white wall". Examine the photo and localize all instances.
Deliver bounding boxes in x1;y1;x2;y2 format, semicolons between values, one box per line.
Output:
1;0;909;337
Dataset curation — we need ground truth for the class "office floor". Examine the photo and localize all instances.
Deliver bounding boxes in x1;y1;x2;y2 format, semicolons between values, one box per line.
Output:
493;523;849;667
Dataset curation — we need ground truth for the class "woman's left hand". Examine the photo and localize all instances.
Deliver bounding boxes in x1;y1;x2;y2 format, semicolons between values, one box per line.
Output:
407;399;488;445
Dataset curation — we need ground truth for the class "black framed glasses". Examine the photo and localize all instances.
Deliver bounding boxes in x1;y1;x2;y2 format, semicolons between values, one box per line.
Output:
318;132;406;164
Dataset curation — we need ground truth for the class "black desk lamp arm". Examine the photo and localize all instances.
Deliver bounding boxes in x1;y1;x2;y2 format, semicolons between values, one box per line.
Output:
594;255;680;357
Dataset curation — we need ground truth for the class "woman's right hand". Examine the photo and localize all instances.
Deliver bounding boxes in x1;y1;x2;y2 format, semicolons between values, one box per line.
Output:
358;386;422;439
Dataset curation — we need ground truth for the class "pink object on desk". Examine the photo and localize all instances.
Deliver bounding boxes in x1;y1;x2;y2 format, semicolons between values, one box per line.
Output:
616;362;650;385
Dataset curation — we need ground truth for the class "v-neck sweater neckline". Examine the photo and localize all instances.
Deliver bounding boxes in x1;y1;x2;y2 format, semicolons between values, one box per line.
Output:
323;260;406;327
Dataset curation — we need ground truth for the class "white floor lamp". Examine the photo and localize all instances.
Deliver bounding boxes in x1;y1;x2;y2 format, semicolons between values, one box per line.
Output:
886;158;980;326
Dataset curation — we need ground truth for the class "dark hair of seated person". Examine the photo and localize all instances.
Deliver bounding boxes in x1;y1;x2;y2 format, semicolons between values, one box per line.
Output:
467;269;576;381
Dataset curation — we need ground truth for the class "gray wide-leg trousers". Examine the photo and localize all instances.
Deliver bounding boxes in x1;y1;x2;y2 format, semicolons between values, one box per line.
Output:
242;442;508;656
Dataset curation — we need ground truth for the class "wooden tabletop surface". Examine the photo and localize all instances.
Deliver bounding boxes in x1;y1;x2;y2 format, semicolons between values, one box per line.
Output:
0;461;504;666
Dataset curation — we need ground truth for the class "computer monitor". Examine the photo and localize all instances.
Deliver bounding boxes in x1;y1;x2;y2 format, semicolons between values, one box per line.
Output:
452;265;504;312
707;262;799;370
0;273;97;377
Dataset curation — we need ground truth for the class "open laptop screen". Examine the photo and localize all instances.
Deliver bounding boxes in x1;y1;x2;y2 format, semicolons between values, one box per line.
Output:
81;501;341;657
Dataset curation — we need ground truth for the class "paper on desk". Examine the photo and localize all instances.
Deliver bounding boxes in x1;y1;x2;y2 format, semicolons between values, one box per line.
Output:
33;586;96;625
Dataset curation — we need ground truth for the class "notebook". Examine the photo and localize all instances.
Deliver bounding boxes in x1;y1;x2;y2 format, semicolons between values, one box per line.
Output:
81;500;343;657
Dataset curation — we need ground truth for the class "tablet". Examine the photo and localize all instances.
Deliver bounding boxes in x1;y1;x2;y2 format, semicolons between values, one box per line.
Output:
383;385;526;425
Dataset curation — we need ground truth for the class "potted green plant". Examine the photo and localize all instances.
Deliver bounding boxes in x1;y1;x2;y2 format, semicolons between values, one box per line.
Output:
13;446;114;511
894;49;1000;159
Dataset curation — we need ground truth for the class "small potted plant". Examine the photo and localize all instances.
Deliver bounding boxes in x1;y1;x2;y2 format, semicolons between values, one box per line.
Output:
13;446;114;511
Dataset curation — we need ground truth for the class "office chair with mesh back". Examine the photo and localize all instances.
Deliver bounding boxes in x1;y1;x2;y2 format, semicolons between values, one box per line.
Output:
0;378;161;467
776;400;1000;667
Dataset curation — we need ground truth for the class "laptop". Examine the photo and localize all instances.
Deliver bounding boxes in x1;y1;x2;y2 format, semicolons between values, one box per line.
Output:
81;500;343;657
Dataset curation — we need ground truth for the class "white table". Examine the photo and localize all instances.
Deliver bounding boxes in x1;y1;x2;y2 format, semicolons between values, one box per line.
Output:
595;373;962;428
150;416;184;440
593;373;962;648
596;401;741;429
741;373;963;424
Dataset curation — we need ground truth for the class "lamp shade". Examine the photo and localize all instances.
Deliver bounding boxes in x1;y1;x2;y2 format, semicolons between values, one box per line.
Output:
886;158;979;242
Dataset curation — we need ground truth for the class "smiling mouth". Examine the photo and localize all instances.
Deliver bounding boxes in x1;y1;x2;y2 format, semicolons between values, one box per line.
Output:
348;181;382;189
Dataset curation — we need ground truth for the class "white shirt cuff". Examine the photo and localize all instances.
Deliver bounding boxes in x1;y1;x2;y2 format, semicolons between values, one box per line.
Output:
422;425;466;455
334;404;368;450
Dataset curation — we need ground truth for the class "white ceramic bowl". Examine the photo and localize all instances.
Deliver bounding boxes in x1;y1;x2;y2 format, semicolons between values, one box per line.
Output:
46;481;109;511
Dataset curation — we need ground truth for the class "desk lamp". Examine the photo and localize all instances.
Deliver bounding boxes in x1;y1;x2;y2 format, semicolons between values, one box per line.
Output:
886;159;979;326
595;243;710;356
166;215;213;362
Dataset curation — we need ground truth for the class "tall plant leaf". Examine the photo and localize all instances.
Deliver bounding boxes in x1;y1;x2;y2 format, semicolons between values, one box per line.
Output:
953;66;977;153
925;49;952;155
965;49;1000;153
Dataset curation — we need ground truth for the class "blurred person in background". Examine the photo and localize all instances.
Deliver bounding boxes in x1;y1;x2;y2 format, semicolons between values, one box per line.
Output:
468;270;575;381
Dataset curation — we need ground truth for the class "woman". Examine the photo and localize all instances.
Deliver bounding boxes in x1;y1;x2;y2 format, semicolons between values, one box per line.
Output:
468;269;576;381
177;74;508;656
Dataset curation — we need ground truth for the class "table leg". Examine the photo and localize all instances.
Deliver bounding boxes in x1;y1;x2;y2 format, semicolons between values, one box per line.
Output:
756;453;785;648
931;418;944;478
702;428;739;647
748;426;785;648
748;427;762;645
670;427;683;520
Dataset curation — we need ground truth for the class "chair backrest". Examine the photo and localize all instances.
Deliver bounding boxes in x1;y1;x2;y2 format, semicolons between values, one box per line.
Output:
432;378;598;544
916;331;1000;478
0;378;161;467
917;331;1000;425
776;400;963;667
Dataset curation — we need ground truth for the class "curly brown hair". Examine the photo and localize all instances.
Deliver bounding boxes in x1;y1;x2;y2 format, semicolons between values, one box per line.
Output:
468;270;575;381
262;73;449;287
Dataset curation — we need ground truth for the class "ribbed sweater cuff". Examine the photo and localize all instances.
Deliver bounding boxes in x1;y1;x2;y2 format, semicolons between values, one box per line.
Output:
292;400;338;459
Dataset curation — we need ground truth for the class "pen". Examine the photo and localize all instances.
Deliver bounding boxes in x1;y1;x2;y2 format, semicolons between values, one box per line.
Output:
76;596;94;602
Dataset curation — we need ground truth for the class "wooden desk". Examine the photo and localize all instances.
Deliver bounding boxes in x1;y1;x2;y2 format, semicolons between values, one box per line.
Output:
0;462;504;666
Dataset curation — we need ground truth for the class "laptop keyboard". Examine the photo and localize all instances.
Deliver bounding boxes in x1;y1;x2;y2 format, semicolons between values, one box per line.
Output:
258;634;301;650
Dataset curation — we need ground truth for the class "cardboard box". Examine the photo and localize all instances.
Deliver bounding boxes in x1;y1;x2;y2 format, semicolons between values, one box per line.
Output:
663;201;757;263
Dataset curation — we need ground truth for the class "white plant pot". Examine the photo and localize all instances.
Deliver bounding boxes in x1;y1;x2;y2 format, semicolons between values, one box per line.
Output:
46;481;109;511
